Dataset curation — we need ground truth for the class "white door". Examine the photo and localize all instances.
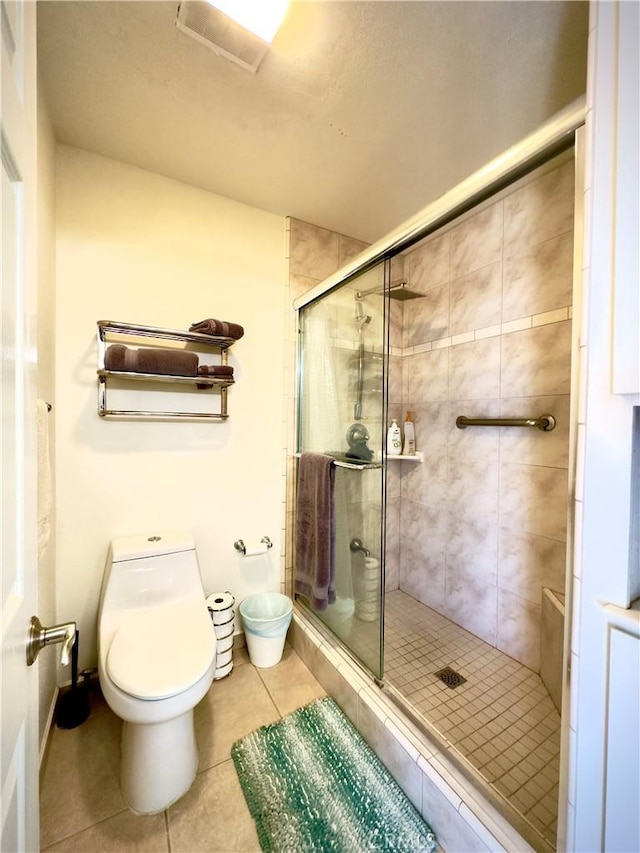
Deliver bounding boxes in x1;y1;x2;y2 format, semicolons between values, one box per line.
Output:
1;1;40;851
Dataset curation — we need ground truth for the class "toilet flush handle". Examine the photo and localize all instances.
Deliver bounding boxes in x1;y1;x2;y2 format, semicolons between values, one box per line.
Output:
26;616;76;667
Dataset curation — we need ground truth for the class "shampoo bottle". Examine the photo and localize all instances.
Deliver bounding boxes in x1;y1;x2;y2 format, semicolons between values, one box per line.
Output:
387;419;402;455
403;411;416;455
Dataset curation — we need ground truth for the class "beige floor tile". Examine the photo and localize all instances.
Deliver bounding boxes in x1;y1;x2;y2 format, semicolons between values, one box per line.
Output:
42;809;168;852
194;662;280;772
39;649;330;852
256;644;326;716
167;759;260;853
385;589;561;840
40;708;125;848
232;645;250;666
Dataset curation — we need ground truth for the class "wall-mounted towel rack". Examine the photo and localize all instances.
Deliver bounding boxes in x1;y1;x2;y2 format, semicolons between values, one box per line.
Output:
456;414;556;431
96;320;235;420
294;452;382;471
333;457;382;470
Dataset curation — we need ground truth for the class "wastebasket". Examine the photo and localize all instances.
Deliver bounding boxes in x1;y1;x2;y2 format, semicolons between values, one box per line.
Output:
239;593;292;668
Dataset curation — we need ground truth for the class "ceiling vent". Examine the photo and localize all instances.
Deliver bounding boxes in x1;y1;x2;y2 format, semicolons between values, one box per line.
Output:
175;2;269;73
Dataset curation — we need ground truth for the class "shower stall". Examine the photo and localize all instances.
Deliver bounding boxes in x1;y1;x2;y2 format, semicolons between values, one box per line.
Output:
292;105;583;852
297;265;416;676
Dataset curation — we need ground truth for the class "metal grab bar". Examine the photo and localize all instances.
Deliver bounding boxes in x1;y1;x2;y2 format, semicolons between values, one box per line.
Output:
456;414;556;431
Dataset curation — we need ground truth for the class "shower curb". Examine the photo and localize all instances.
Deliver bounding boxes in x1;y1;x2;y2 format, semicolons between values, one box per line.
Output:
290;610;550;853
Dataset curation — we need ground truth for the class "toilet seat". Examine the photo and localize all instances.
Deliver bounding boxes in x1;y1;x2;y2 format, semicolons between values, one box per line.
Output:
107;601;216;700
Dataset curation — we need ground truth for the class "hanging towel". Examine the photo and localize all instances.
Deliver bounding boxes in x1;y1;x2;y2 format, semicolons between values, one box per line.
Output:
189;319;245;340
37;399;52;559
295;453;336;612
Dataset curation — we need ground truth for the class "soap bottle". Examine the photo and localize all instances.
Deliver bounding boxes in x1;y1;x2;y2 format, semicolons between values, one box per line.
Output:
387;419;402;455
403;411;416;455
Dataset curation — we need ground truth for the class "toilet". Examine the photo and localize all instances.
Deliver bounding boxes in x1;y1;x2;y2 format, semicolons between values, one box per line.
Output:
98;531;216;814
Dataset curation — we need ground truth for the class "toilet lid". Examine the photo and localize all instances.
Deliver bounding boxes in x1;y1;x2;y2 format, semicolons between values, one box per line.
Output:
107;601;216;700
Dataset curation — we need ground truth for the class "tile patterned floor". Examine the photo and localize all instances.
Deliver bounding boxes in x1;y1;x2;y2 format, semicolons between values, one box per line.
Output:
40;606;559;851
39;645;326;852
385;589;561;846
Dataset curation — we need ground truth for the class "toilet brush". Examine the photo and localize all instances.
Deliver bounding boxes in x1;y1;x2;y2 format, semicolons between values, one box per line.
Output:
56;629;90;729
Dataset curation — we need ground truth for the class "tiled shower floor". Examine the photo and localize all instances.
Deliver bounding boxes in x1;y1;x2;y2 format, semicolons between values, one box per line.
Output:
384;589;561;846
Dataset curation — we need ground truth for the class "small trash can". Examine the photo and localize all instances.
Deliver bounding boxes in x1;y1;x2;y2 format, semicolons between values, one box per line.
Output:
239;593;293;668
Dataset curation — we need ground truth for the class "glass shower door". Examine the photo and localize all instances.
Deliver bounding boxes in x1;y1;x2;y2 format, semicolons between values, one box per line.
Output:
296;262;389;679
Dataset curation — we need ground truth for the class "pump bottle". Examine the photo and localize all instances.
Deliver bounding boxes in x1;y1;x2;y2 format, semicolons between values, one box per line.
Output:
387;419;402;455
403;411;416;455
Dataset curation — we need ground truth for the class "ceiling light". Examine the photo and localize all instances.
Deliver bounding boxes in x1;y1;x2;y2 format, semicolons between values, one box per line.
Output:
205;0;290;43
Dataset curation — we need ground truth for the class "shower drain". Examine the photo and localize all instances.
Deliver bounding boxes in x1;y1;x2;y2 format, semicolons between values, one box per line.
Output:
434;667;467;689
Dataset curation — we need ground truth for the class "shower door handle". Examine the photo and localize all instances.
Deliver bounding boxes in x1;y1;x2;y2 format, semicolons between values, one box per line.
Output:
26;616;76;666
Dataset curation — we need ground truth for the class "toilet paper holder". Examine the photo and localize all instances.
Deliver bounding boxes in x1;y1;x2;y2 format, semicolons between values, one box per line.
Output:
234;536;273;556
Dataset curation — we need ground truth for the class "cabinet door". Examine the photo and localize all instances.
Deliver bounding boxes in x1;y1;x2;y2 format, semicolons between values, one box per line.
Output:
604;625;640;851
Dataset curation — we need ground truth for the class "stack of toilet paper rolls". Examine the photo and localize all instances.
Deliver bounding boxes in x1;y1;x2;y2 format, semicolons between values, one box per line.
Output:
354;556;380;622
206;592;235;679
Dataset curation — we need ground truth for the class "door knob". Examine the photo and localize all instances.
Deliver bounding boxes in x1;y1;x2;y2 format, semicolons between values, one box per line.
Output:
26;616;76;667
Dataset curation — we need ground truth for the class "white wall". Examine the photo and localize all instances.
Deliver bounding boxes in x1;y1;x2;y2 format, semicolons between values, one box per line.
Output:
565;1;640;849
55;146;287;673
36;80;58;749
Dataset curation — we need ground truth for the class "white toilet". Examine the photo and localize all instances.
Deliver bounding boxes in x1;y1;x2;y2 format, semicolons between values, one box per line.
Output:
98;531;216;814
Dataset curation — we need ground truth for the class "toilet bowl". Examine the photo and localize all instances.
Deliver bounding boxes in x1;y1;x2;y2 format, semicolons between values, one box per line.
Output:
98;531;216;814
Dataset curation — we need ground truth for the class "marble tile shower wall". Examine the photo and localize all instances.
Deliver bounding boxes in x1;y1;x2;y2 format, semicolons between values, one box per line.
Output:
396;159;575;671
284;218;370;594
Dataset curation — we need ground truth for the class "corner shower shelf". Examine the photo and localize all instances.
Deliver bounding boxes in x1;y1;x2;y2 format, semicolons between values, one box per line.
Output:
387;452;424;463
96;320;235;420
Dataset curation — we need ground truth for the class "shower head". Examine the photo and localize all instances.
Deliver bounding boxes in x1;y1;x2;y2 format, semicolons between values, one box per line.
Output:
388;281;423;300
355;280;423;301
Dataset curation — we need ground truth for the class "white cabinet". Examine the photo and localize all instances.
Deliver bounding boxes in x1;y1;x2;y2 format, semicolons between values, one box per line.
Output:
603;602;640;852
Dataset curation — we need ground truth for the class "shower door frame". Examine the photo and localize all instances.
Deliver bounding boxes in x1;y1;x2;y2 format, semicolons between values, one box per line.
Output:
293;100;585;314
294;260;392;683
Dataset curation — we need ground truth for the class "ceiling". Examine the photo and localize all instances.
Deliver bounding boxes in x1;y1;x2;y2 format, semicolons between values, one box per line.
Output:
37;1;588;243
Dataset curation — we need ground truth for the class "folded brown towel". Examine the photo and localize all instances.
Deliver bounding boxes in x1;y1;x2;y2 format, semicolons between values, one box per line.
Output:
189;319;244;340
105;344;139;371
104;344;127;371
197;365;234;377
104;344;198;377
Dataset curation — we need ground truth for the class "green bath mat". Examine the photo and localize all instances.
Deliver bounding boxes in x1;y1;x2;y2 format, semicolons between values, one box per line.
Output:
232;697;437;852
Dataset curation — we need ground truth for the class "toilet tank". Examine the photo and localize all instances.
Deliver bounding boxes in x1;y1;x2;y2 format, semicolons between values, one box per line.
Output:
100;531;205;614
